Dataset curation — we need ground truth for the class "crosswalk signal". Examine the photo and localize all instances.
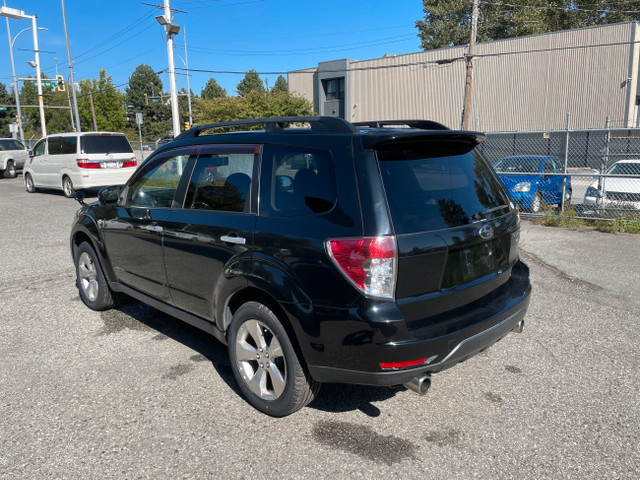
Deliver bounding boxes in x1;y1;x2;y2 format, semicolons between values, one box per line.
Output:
56;74;65;92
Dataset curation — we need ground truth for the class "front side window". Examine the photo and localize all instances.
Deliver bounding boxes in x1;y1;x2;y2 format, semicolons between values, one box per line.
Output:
185;147;258;213
33;140;45;157
493;157;543;173
126;154;190;208
543;158;555;174
260;145;337;217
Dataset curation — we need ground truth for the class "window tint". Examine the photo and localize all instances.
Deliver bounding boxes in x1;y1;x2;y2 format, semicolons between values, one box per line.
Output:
608;163;640;175
378;149;511;234
260;145;337;216
81;134;133;154
33;140;45;156
48;137;62;155
127;154;190;208
543;159;555;174
60;136;77;154
185;149;257;213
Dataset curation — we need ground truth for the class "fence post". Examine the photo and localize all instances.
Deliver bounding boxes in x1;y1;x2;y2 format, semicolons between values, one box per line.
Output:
597;117;611;206
561;112;570;212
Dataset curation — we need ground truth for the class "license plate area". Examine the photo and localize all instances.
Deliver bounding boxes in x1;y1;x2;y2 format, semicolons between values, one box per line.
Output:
103;161;121;168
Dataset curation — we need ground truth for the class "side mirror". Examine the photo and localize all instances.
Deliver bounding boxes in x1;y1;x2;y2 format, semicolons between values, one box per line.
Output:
74;191;86;206
98;185;122;205
28;150;33;157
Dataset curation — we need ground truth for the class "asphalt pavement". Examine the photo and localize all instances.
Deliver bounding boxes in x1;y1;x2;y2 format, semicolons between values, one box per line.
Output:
0;174;638;479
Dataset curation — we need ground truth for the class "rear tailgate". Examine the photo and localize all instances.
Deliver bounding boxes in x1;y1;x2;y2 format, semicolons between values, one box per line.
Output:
374;134;521;336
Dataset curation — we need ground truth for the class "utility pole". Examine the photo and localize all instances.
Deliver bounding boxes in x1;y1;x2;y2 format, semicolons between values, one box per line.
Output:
88;92;98;131
61;0;81;132
30;14;46;136
184;25;192;128
163;0;180;137
461;0;479;130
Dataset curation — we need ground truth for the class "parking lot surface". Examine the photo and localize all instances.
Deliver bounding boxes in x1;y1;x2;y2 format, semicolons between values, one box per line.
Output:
1;175;639;479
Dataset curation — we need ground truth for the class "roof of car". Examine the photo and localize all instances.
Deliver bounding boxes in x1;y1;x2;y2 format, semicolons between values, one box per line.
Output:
41;131;126;138
613;159;640;164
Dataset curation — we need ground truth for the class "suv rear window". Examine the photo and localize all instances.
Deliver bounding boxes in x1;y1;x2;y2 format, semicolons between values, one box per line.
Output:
377;148;510;234
81;135;133;154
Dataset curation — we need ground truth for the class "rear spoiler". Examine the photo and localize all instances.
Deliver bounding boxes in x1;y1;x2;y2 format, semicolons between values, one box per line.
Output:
361;130;486;152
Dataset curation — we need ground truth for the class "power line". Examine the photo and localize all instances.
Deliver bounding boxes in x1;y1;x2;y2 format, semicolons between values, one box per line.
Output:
480;1;640;14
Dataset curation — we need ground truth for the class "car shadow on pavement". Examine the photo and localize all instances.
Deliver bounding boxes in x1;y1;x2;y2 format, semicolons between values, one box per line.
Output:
104;298;404;415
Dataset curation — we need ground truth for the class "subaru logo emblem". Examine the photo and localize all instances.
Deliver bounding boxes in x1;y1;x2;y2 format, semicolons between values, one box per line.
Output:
479;224;494;239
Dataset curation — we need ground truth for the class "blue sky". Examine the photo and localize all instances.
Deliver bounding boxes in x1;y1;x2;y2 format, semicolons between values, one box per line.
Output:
1;0;425;96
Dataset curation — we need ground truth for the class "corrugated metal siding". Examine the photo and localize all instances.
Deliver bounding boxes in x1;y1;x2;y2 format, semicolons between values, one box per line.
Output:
288;68;316;105
291;22;639;131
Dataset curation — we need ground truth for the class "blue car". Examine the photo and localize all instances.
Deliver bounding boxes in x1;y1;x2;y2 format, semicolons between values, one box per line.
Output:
492;156;572;213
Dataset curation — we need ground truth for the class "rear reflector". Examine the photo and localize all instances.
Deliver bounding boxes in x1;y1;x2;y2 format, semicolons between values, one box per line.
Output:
380;358;427;370
326;236;396;299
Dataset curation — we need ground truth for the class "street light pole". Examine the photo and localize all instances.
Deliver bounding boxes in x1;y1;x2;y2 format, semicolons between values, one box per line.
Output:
4;10;25;143
161;0;180;137
30;14;46;137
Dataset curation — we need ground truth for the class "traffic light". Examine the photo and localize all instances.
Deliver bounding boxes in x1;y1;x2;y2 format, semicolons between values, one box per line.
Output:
184;121;190;131
144;93;148;105
56;74;65;92
15;115;19;127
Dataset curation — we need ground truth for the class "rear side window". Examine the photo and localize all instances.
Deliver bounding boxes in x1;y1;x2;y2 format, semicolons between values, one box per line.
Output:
185;147;258;213
260;145;337;216
81;135;133;154
377;148;510;234
48;137;62;155
61;136;77;154
0;139;22;150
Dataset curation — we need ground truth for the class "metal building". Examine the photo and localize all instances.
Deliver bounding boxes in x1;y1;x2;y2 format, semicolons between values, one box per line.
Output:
288;22;640;131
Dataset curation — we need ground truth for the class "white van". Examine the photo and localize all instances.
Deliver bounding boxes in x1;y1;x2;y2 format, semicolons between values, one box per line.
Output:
24;132;138;197
0;138;29;178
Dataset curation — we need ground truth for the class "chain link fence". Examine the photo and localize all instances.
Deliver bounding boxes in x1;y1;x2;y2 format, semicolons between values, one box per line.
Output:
479;120;640;221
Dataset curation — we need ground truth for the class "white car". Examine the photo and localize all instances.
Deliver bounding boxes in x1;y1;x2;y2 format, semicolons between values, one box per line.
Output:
0;138;29;178
24;132;138;197
584;159;640;210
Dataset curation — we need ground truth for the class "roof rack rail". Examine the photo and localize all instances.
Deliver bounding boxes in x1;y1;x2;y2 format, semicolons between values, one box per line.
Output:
353;120;450;131
175;116;358;140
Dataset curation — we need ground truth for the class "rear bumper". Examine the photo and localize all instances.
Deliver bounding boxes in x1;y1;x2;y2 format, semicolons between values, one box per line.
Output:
69;168;136;189
306;261;531;386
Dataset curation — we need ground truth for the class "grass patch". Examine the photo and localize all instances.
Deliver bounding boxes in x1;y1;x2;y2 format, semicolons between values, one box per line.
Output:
530;206;640;234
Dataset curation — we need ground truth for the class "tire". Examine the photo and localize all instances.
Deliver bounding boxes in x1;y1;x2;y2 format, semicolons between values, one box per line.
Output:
24;173;37;193
63;176;75;198
228;301;321;416
530;192;543;213
564;189;572;205
5;161;16;178
75;241;119;311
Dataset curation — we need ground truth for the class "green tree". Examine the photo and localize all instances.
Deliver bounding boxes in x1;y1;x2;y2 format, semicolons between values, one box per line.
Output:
201;77;226;99
126;64;163;109
236;69;265;97
18;74;72;137
77;69;125;132
0;82;14;137
416;0;640;50
194;90;313;127
271;75;288;94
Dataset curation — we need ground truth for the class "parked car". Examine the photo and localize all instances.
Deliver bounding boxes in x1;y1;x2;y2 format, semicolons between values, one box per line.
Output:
24;132;138;198
0;138;29;178
492;155;571;213
583;159;640;211
70;117;531;416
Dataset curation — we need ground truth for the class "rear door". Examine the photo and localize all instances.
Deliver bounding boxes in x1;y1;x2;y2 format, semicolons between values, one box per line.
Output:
374;141;520;331
163;144;259;320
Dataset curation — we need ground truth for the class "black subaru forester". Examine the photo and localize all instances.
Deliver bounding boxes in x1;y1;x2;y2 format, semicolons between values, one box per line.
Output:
70;117;531;416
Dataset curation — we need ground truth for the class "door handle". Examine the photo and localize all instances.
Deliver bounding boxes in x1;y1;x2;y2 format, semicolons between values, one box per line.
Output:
143;224;163;233
221;235;246;245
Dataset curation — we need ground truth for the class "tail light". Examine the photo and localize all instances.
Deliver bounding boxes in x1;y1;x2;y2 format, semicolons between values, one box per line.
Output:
123;157;137;168
326;236;397;299
76;158;101;169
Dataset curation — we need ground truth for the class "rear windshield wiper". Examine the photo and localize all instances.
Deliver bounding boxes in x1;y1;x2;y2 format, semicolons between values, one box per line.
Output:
472;205;509;221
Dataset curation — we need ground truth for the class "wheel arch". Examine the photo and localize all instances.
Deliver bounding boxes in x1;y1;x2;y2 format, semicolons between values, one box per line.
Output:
71;220;118;284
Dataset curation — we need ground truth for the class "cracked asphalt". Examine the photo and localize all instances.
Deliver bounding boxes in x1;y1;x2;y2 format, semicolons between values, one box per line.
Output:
1;175;639;479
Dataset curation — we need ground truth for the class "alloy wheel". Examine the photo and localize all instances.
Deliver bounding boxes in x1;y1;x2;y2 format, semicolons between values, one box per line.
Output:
234;319;287;401
78;252;99;302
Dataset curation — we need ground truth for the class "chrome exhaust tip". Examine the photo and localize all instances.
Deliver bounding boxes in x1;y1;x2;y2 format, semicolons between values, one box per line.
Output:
511;320;524;334
403;374;431;396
